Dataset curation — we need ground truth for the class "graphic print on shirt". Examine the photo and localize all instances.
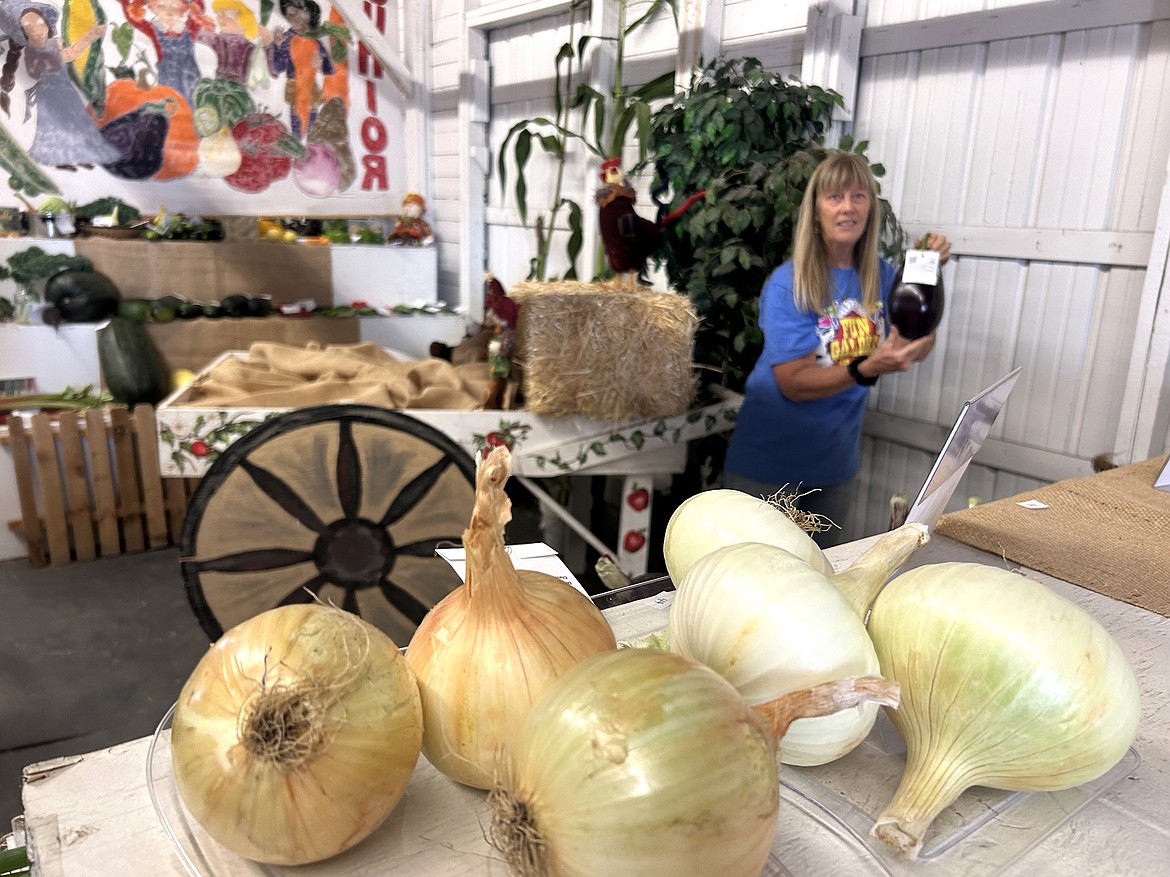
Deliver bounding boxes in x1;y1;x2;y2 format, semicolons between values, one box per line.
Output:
814;298;886;366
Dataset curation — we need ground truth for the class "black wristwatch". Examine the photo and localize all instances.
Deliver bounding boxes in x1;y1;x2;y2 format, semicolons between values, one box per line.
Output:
848;356;878;386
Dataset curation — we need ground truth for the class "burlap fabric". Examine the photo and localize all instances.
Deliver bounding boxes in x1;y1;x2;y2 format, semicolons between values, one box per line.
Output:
183;341;490;410
935;455;1170;616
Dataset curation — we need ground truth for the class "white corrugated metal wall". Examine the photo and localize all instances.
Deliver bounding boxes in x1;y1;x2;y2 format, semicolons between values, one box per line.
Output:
845;1;1170;538
432;0;1170;543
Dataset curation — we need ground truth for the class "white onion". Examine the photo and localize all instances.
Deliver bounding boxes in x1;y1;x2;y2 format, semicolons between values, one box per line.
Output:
664;488;834;582
488;648;899;877
669;541;880;765
170;603;422;865
868;562;1141;858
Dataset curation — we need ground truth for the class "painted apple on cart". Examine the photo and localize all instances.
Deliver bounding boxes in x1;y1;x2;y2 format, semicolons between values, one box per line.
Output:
627;486;650;511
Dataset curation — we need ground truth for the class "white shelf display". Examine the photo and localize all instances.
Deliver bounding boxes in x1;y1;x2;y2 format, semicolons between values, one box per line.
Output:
330;245;440;308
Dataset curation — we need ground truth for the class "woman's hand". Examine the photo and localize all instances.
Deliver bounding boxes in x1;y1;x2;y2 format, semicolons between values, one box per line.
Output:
916;233;952;265
869;326;936;372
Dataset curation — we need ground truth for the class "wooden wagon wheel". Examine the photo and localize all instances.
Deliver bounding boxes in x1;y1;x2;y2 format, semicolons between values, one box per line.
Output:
180;404;476;646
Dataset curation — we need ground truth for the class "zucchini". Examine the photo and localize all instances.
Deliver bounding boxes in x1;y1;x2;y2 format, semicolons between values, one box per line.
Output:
97;317;170;405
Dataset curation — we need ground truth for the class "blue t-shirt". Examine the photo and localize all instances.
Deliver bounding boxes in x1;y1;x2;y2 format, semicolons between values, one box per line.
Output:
724;259;896;487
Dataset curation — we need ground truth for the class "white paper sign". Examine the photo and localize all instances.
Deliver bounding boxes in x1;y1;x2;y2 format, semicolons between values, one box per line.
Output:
436;543;588;597
902;249;941;286
1155;456;1170;492
1016;499;1050;510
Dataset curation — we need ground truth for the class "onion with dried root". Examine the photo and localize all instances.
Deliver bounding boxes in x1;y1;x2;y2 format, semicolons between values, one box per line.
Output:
663;486;929;618
668;524;928;766
489;648;899;877
406;445;616;789
867;562;1141;858
664;488;836;581
169;603;423;865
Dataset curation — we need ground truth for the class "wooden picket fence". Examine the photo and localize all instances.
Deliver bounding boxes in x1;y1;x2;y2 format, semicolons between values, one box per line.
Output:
2;405;201;567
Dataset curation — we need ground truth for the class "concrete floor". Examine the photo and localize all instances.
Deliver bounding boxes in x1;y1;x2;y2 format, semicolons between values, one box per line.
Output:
0;547;208;829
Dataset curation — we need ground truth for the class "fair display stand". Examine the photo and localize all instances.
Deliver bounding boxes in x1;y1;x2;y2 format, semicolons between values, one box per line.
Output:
17;535;1169;877
156;353;743;577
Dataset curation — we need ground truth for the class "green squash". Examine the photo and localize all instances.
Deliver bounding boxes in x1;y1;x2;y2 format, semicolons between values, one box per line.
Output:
98;318;170;405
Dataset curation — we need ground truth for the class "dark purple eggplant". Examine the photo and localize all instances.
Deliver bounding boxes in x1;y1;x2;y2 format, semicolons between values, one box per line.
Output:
100;103;171;181
889;236;945;340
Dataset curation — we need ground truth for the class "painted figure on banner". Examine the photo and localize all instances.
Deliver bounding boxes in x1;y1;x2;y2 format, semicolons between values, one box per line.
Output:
293;5;352;196
196;0;257;85
260;0;331;139
120;0;212;108
0;0;123;166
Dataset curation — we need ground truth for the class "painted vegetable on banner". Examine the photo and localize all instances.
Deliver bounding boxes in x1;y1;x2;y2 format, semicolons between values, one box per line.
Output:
0;0;403;210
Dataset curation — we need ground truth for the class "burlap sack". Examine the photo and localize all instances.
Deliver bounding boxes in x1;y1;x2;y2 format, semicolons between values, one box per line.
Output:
935;455;1170;616
184;342;489;410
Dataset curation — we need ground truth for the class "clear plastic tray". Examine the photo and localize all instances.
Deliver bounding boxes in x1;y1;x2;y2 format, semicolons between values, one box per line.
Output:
147;703;796;877
149;697;1136;877
778;711;1140;877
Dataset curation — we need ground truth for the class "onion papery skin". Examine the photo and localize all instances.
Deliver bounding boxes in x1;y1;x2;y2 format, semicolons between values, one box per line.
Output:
405;446;616;790
169;604;423;865
406;569;616;789
669;541;881;766
663;488;834;584
492;648;779;877
867;562;1141;858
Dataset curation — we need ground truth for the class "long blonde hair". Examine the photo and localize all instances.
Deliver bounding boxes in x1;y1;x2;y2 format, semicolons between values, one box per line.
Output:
792;151;882;314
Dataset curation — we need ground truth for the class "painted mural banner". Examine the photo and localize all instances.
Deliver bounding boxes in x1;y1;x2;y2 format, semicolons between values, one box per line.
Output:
0;0;408;212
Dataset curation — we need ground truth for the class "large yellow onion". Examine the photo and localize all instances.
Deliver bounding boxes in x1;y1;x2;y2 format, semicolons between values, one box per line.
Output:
170;603;422;865
489;648;899;877
868;562;1141;858
406;446;616;789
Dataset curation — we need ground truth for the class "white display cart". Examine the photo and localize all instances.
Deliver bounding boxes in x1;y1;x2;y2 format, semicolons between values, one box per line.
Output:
155;351;743;577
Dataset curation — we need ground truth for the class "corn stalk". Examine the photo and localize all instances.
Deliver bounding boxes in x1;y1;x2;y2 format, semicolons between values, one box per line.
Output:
496;0;677;281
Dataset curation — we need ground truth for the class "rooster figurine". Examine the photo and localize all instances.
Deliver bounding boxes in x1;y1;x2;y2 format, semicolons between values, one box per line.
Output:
596;157;705;288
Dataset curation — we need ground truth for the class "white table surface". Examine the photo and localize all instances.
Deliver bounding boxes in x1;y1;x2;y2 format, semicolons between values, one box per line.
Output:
18;536;1170;877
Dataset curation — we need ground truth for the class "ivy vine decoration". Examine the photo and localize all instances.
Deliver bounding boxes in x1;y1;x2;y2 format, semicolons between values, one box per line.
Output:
160;411;280;474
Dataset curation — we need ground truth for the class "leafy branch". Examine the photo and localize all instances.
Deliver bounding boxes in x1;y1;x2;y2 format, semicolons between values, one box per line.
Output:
0;385;112;412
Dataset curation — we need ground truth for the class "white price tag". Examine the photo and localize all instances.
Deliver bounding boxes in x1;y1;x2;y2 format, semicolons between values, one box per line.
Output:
1016;499;1049;510
902;249;941;286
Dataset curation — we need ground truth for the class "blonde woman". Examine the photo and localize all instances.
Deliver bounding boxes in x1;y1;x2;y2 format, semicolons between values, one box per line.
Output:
722;150;951;546
197;0;257;84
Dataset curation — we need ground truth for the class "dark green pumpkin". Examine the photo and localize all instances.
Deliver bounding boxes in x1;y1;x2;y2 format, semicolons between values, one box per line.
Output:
44;269;121;323
98;318;170;405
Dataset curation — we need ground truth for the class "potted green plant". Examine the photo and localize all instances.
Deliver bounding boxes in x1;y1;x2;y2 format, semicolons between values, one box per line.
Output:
647;57;904;391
